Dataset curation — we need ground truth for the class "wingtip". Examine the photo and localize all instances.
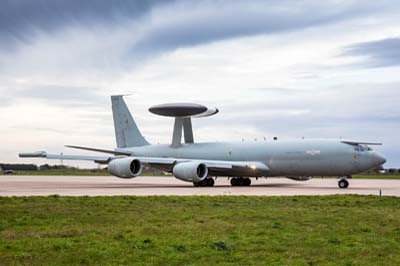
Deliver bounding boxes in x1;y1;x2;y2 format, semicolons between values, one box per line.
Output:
19;151;47;158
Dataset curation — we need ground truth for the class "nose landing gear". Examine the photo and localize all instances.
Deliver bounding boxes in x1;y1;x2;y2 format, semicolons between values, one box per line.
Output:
338;177;349;189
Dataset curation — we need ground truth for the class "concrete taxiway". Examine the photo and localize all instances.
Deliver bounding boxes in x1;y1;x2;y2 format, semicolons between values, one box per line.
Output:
1;175;399;196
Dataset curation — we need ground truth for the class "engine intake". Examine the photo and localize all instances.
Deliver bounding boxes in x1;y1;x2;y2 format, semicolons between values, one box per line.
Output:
108;157;142;178
173;162;208;182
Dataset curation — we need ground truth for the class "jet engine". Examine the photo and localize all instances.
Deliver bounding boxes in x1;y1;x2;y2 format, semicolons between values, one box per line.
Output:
286;176;312;181
108;157;142;178
172;162;208;182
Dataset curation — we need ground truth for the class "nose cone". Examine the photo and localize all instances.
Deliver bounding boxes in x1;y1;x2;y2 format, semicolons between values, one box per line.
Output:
372;152;387;166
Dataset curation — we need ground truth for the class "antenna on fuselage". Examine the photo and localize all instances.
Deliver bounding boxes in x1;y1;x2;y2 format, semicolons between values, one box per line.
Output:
148;103;219;147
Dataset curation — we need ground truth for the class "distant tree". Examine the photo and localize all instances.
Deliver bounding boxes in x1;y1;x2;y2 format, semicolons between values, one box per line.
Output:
0;163;38;171
39;164;51;170
39;164;77;170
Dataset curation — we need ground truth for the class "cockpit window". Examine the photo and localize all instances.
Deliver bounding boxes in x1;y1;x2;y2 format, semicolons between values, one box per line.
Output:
354;145;372;152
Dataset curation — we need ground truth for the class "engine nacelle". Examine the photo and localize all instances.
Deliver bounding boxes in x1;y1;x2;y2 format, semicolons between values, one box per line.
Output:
286;176;312;181
173;162;208;182
108;157;142;178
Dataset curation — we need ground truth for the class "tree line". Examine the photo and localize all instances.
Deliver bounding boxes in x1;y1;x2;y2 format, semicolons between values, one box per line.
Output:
0;163;78;171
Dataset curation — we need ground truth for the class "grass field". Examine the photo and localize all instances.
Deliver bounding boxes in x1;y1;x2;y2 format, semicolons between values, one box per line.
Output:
1;195;399;265
352;174;400;179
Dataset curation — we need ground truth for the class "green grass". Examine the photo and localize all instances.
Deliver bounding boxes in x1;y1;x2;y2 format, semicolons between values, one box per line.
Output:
1;195;399;265
352;174;400;179
313;174;400;180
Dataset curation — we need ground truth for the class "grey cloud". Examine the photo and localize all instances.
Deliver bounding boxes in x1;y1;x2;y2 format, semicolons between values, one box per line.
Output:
197;82;400;134
0;0;173;50
129;1;373;56
250;87;305;95
10;125;71;135
342;38;400;68
0;0;390;57
11;85;108;108
23;85;102;99
0;94;13;108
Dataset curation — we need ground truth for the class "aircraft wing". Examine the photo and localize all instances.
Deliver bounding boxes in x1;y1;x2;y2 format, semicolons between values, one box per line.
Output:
109;157;270;176
19;151;269;174
65;145;131;155
19;151;112;164
136;157;269;173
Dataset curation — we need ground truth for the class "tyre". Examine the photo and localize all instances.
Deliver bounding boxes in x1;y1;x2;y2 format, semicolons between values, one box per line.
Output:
207;178;215;187
338;179;349;189
230;178;238;186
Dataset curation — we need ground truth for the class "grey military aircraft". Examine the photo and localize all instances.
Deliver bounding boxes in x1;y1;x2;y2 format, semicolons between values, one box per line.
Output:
20;95;386;188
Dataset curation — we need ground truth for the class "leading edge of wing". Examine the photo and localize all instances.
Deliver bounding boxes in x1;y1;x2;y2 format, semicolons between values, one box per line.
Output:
19;151;269;172
65;145;131;156
19;151;112;164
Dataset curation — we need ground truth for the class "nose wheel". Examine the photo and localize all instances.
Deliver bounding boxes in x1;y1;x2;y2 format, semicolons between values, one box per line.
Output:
338;178;349;189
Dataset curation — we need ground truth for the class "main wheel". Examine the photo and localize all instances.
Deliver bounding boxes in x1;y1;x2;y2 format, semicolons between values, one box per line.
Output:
244;178;251;186
230;178;238;186
194;179;208;187
338;179;349;189
207;178;215;187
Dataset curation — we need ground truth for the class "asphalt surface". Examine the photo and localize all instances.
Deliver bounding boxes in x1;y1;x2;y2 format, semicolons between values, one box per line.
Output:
0;175;399;196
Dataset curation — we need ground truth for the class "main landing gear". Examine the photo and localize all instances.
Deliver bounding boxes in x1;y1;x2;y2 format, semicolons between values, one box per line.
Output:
193;178;215;187
338;177;350;189
230;177;251;186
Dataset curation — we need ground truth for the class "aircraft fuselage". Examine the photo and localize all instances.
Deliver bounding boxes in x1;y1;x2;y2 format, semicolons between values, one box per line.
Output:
120;139;386;177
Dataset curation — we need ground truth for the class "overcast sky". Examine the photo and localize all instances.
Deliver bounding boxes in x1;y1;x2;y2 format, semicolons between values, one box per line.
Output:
1;0;399;168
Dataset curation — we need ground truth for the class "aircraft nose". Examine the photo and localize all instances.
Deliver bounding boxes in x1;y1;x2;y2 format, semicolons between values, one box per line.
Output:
372;152;386;166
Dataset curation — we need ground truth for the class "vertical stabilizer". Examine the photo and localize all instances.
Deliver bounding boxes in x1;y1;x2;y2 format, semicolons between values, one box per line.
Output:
111;95;150;148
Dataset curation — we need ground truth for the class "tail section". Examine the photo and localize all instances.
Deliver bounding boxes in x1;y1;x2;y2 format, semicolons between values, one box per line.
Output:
111;95;150;148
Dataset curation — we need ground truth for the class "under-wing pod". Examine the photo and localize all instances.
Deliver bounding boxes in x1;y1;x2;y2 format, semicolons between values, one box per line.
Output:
108;157;142;178
172;161;208;182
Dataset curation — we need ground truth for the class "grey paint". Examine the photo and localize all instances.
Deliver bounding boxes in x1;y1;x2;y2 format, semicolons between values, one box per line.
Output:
183;118;194;143
149;103;207;117
111;95;149;148
171;117;183;148
119;139;386;177
19;96;387;181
